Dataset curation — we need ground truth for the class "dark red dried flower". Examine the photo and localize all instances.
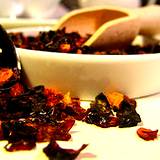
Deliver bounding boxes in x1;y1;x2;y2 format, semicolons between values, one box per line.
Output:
5;139;36;152
9;28;160;55
137;127;158;141
9;82;24;97
43;138;88;160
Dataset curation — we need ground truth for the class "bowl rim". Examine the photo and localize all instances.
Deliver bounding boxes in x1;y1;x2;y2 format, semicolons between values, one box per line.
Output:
16;47;160;64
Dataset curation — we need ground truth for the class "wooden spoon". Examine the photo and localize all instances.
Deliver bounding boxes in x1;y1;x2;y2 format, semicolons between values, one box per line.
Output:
53;5;160;50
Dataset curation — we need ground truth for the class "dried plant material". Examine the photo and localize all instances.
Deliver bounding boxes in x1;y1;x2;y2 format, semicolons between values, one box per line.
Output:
63;92;72;105
9;28;160;55
43;139;88;160
137;127;158;141
0;68;13;84
84;92;141;128
107;92;124;110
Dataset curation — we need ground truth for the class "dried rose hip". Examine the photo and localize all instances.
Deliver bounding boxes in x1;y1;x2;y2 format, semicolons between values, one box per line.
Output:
137;127;158;141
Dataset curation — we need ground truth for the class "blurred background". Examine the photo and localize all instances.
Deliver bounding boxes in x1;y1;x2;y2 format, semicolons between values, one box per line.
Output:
0;0;160;18
0;0;159;19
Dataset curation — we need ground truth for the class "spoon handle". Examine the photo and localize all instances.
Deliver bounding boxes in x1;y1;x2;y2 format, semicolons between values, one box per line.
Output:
135;5;160;36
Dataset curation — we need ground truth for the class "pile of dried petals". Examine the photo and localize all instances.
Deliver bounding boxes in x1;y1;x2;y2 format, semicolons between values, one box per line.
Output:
9;28;160;55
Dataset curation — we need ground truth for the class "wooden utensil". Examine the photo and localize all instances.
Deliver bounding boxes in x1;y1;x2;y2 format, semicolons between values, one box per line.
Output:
53;5;160;50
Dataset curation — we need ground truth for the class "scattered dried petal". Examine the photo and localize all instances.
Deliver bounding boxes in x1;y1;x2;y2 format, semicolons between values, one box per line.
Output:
137;127;158;141
5;139;36;152
107;92;124;110
43;138;88;160
0;68;13;84
10;82;24;97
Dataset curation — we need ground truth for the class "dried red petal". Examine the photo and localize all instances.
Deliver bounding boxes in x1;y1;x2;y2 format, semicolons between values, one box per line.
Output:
0;68;13;85
107;116;119;127
137;127;158;141
0;121;4;140
10;82;24;97
54;118;75;141
44;88;63;107
5;140;36;152
43;138;88;160
59;43;71;53
36;124;56;142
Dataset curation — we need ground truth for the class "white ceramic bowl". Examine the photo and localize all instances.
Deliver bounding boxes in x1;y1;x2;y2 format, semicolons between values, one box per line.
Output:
8;27;160;100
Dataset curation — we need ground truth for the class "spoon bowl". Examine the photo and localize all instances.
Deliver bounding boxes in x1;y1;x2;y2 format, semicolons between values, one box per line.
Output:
53;6;139;50
53;5;160;50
